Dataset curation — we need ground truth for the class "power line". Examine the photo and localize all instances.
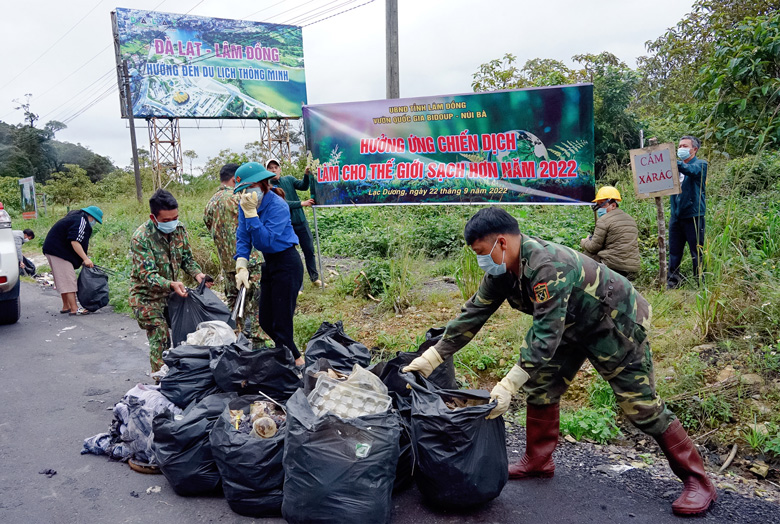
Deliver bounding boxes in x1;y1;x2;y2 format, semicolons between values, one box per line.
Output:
299;0;375;26
184;0;206;15
283;0;351;25
263;0;320;23
0;0;106;92
242;0;287;20
48;72;117;123
36;46;114;102
61;82;118;125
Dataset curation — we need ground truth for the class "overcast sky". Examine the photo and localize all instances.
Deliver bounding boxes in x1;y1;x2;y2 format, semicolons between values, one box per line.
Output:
0;0;694;170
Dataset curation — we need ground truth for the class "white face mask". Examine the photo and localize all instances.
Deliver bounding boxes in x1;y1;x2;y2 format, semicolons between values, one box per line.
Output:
476;238;507;276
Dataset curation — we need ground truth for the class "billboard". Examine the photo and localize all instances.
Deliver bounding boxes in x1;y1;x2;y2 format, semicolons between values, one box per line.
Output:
18;177;37;220
112;8;307;119
304;85;595;207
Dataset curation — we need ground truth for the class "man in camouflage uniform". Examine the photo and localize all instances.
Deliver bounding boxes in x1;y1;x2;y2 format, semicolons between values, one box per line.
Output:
130;189;208;373
203;163;263;344
404;207;717;516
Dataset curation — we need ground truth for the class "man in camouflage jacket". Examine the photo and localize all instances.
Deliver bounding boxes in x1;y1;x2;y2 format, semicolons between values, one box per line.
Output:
403;207;716;516
130;189;207;373
204;163;263;343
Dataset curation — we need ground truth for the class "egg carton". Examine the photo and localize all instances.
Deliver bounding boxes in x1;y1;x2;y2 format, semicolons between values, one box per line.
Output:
307;375;391;419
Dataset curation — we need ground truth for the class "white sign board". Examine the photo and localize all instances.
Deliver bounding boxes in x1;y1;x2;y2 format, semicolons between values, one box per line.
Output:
629;143;681;199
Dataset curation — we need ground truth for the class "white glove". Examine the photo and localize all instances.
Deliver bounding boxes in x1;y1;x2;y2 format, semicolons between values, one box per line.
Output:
402;347;443;378
239;191;260;218
487;364;530;420
235;257;250;289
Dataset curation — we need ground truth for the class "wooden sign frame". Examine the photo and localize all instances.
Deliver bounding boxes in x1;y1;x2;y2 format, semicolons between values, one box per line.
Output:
630;142;681;199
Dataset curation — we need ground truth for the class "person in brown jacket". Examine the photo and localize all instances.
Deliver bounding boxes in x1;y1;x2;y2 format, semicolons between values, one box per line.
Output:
580;186;641;280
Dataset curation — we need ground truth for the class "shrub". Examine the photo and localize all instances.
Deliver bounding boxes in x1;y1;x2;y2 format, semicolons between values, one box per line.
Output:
560;407;622;443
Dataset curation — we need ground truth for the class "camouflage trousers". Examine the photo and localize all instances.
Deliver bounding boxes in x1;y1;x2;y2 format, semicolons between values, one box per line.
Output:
223;266;266;347
523;320;676;438
133;303;170;373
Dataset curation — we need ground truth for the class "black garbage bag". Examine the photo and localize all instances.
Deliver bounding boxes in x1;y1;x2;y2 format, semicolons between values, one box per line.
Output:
168;280;234;347
22;256;36;277
209;336;302;402
160;345;222;409
390;390;415;492
373;331;457;399
77;266;109;312
282;389;400;524
406;373;508;508
210;396;286;517
152;392;236;496
304;321;370;373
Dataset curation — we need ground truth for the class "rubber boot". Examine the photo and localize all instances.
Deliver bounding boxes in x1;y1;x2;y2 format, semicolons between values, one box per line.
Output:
656;419;717;516
509;403;559;479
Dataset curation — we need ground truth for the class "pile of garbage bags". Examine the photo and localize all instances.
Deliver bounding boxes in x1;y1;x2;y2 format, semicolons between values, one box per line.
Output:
82;320;511;522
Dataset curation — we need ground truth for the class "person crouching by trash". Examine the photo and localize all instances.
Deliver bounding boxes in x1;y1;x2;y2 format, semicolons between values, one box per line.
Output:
12;228;35;275
42;206;103;316
233;162;305;367
580;186;641;281
403;207;717;516
129;189;210;374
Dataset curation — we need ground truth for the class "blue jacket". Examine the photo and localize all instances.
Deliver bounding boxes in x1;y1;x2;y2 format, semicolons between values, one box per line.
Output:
236;190;299;257
670;156;707;220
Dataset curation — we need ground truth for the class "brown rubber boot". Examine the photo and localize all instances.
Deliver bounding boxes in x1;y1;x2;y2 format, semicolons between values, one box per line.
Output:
508;403;559;479
656;419;717;515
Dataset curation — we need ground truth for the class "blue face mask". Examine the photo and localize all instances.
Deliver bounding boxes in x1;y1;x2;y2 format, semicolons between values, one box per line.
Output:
597;208;608;218
155;218;178;234
677;147;691;160
476;238;506;276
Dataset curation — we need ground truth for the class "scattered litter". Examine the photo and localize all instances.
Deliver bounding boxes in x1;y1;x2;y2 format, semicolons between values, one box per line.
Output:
146;486;161;494
594;464;634;476
61;326;76;331
130;491;140;498
39;469;57;478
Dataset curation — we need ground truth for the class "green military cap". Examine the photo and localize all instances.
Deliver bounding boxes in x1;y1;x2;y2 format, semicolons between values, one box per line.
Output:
234;162;274;193
81;205;103;224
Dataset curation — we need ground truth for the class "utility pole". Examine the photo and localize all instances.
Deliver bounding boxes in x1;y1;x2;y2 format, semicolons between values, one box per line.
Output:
122;61;143;203
386;0;399;99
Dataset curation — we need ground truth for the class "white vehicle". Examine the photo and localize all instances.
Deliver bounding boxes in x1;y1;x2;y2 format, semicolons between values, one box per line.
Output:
0;202;21;324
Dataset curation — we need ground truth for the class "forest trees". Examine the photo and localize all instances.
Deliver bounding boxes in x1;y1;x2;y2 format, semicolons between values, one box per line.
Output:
471;52;640;175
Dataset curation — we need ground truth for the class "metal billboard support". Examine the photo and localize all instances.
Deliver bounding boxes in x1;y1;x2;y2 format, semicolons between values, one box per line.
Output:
259;118;292;162
147;117;183;189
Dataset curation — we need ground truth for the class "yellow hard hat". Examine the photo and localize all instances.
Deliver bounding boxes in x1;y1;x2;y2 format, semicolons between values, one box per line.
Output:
593;186;621;202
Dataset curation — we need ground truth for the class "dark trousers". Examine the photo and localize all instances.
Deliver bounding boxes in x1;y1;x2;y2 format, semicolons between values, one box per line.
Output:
668;215;705;287
258;246;304;358
293;220;319;282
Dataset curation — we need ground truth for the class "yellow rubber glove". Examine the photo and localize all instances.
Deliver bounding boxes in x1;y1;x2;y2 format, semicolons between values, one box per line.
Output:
235;257;250;289
487;364;530;420
401;347;443;378
239;191;259;219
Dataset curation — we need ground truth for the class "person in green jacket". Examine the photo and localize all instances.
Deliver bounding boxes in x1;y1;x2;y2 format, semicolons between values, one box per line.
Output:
668;135;707;288
580;186;641;280
266;159;324;289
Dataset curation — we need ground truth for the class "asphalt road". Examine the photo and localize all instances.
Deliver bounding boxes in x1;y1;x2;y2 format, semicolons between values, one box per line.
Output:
2;282;779;524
